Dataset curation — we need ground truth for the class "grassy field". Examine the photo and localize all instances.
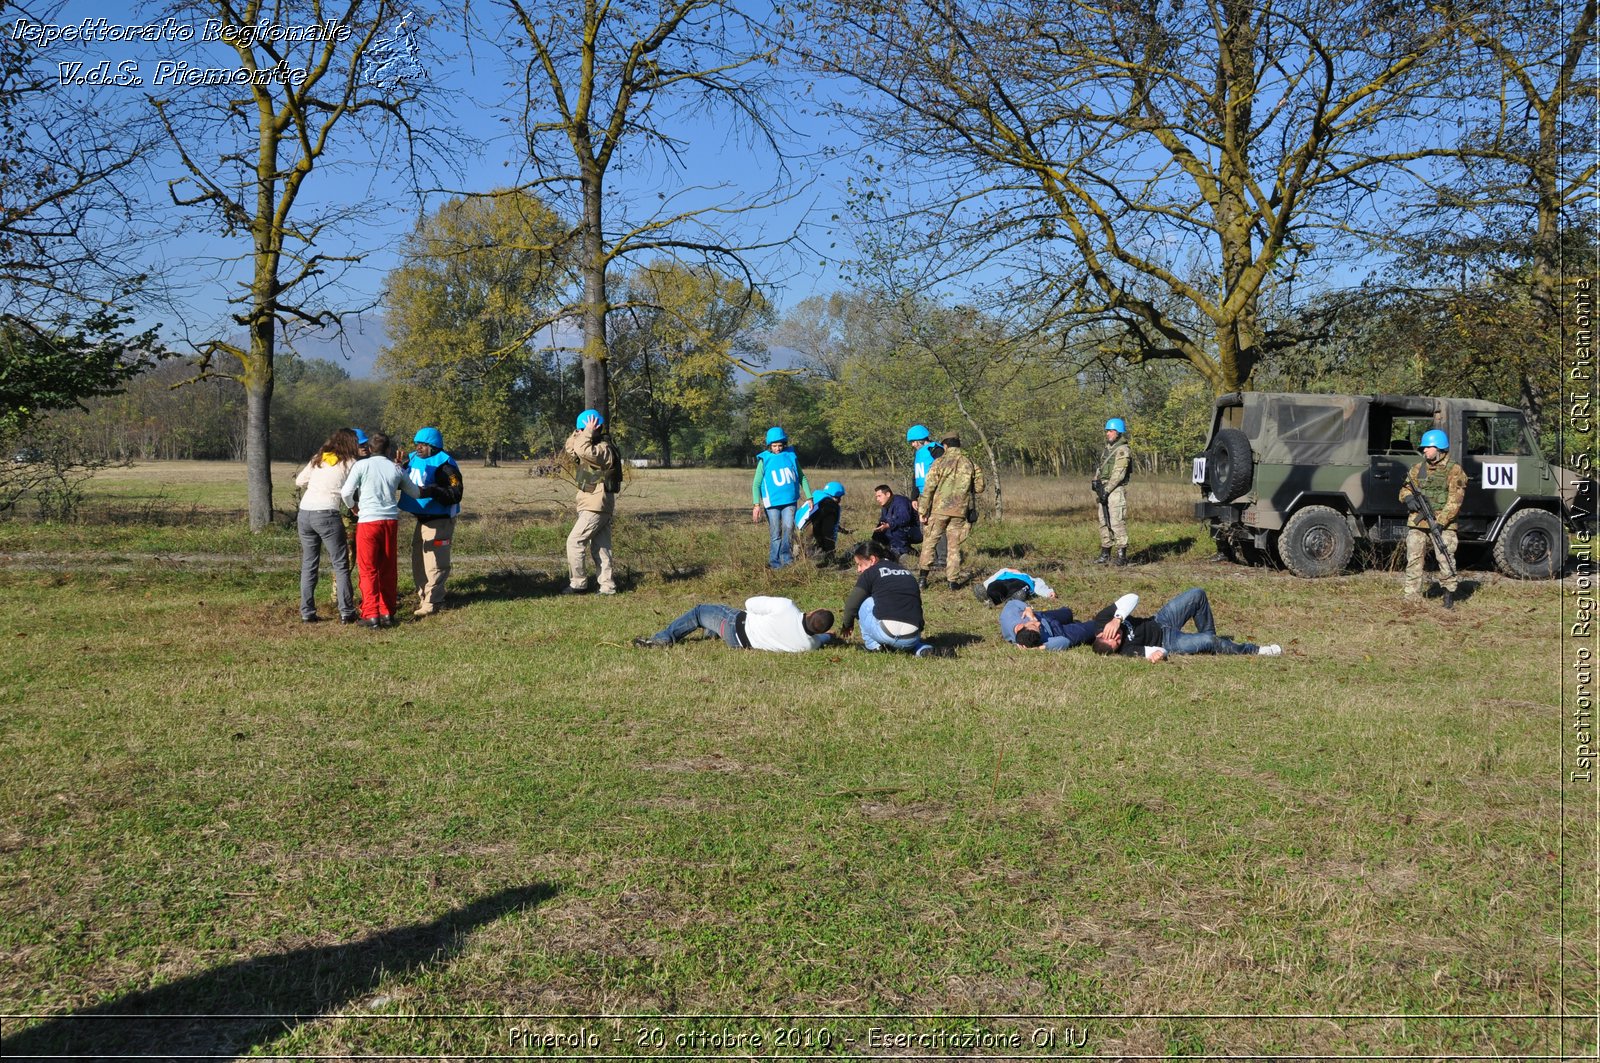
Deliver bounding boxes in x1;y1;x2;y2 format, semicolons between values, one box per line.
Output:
0;462;1594;1059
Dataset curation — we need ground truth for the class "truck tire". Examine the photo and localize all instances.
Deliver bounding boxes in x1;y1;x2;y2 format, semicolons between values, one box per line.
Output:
1205;428;1253;502
1278;505;1354;578
1493;508;1568;579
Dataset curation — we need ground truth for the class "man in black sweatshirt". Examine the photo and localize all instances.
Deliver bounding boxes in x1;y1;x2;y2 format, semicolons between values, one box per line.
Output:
839;542;951;657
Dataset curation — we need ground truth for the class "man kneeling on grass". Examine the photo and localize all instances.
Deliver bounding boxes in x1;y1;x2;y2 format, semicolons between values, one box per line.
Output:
1090;587;1282;661
838;541;952;658
634;597;832;652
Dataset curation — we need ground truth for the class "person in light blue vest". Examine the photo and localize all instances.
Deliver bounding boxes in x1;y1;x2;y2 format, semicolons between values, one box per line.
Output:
907;424;945;569
400;426;464;617
750;426;812;569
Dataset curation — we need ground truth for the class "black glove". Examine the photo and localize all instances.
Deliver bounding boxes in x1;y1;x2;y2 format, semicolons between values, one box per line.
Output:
1404;494;1421;514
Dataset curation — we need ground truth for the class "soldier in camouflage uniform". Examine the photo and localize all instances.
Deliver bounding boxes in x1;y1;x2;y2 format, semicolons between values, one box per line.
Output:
917;434;985;589
1398;428;1467;607
1093;418;1132;565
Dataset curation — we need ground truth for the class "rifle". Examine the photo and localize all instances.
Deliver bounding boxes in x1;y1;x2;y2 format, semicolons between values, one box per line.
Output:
1091;479;1110;527
1408;482;1458;582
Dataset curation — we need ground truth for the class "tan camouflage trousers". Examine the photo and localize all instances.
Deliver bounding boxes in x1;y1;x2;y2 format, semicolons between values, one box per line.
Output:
919;513;970;582
567;506;615;592
1404;526;1458;597
411;517;454;606
1097;485;1128;548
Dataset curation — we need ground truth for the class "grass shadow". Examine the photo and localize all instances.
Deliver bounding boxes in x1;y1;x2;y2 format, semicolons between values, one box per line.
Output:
1132;536;1196;564
1;883;558;1061
447;569;565;604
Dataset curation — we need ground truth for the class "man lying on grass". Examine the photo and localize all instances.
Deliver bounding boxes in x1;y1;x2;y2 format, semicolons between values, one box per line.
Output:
633;598;833;652
1002;600;1099;650
1091;588;1282;661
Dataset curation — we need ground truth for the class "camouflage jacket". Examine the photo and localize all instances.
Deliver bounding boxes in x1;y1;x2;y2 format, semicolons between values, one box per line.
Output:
1096;436;1131;488
1400;457;1466;529
919;446;986;519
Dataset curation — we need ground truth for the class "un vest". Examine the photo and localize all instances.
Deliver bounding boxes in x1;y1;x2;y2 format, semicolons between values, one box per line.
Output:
400;451;461;518
913;442;944;492
1097;440;1131;485
758;449;802;507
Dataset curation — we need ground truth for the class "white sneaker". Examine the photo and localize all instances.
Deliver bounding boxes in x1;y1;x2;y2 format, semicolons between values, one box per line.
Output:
1257;644;1282;656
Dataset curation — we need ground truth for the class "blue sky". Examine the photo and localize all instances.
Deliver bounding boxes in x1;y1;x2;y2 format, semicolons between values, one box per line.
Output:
29;2;860;374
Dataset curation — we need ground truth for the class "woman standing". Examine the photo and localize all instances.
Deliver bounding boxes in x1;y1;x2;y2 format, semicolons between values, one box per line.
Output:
294;428;361;623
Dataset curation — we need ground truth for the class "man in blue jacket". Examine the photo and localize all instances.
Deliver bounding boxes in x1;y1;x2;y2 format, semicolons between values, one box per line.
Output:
1000;599;1098;650
870;483;921;561
401;426;464;618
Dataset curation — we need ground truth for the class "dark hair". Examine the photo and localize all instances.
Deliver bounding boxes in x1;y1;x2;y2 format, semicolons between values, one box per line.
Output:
317;427;359;464
941;434;960;447
873;483;893;495
1015;628;1044;648
803;609;834;635
366;431;390;456
1092;635;1117;655
850;541;879;563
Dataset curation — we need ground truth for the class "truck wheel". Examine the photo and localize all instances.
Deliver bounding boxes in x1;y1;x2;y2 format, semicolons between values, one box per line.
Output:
1278;505;1354;578
1205;428;1253;502
1493;508;1568;579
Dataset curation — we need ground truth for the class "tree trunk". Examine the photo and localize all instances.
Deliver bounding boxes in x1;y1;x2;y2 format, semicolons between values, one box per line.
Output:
580;161;610;414
243;368;273;531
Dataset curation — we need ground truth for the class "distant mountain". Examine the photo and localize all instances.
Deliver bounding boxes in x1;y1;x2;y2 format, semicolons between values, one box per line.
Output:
282;316;388;379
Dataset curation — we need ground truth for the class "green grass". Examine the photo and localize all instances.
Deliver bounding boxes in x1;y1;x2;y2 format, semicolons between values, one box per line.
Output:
0;464;1593;1058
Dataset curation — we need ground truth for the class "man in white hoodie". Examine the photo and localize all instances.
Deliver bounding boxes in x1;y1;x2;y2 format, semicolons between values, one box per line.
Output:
633;597;833;652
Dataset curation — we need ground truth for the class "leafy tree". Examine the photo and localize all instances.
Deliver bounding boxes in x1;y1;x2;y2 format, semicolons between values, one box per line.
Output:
499;0;792;414
152;0;448;528
795;0;1464;392
0;312;159;433
610;262;771;467
379;190;571;463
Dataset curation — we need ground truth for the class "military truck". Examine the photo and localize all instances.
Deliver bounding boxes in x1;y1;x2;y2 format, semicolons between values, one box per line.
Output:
1192;392;1593;579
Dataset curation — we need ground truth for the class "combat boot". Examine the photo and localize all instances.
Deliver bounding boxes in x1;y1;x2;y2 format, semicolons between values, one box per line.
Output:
917;570;929;589
1442;590;1455;609
1094;547;1111;565
1113;547;1127;567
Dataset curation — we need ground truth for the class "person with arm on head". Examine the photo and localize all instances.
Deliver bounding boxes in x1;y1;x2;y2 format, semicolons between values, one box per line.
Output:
1000;599;1097;650
401;426;464;617
1089;588;1281;661
563;409;623;595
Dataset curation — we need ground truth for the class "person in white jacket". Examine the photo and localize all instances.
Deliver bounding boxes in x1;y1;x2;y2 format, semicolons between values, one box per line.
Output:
633;596;833;652
294;428;361;623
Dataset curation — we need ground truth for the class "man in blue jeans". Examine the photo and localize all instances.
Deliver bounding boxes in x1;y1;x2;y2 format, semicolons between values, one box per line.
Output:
634;596;833;652
838;542;953;657
1090;588;1281;660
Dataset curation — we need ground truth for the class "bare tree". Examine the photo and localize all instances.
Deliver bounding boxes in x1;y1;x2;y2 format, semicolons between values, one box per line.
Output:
796;0;1466;392
151;0;451;529
497;0;796;415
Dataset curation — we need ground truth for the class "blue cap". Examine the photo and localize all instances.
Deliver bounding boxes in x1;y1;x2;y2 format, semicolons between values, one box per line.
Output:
414;426;444;448
765;426;787;445
577;409;604;430
1105;417;1126;434
906;424;931;442
1420;429;1449;451
824;481;845;498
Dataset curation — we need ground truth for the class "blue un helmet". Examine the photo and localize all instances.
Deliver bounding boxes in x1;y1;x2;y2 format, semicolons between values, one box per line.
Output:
765;426;787;445
577;409;604;430
1420;429;1449;452
824;481;846;499
906;424;931;443
414;426;444;448
1105;417;1127;434
348;427;369;446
